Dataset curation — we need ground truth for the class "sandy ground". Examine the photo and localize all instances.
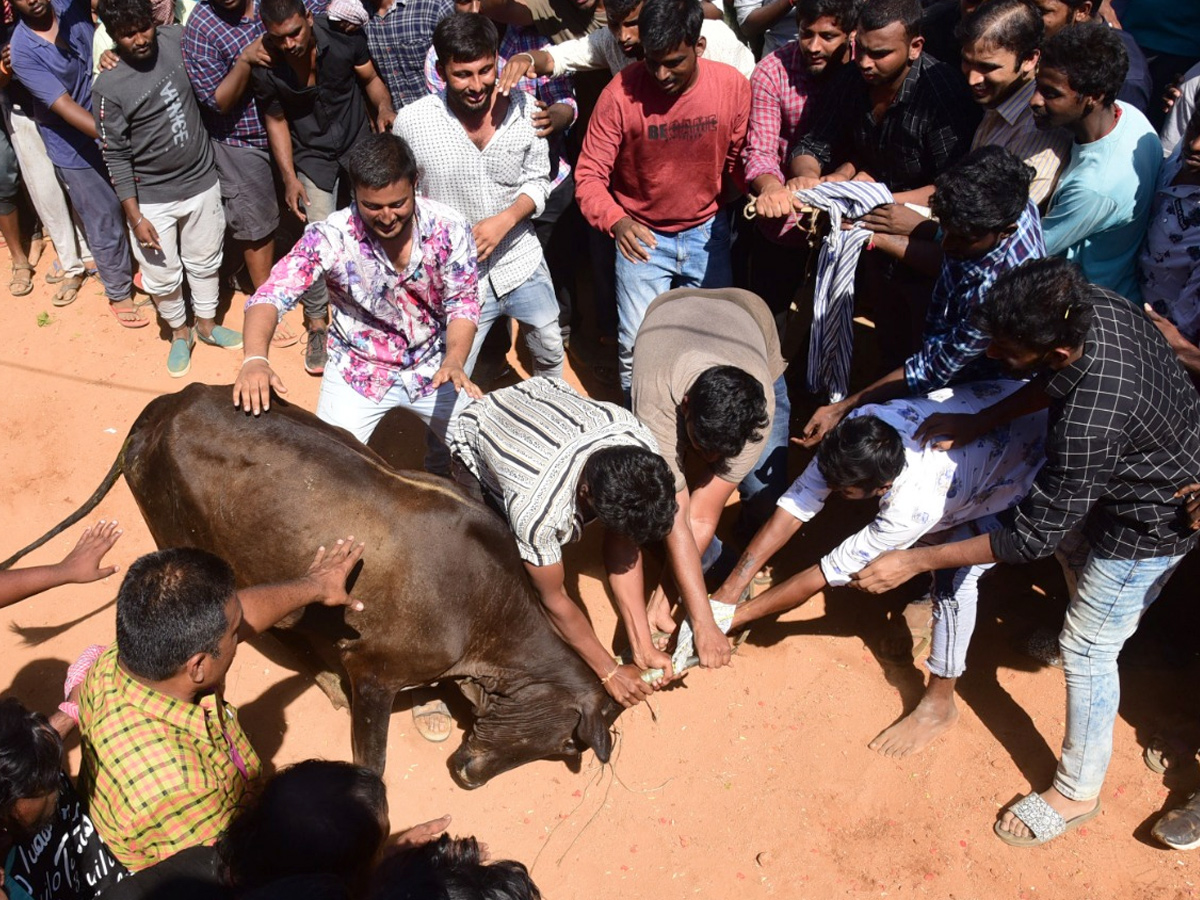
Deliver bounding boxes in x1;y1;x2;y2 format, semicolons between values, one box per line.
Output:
3;247;1200;900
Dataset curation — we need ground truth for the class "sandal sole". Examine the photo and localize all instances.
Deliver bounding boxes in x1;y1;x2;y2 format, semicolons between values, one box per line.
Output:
993;799;1101;848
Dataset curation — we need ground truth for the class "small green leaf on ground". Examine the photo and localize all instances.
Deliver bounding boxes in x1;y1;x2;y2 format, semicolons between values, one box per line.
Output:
36;311;51;327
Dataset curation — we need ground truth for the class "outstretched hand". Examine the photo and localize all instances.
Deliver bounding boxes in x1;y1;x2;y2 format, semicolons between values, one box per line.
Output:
391;814;452;850
305;538;366;611
58;520;123;583
850;549;919;594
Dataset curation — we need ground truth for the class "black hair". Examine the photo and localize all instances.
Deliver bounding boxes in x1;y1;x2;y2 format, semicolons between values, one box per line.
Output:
260;0;307;26
640;0;704;56
816;416;906;493
96;0;153;38
115;548;234;682
930;145;1032;240
1040;20;1127;105
583;445;677;546
686;366;769;474
796;0;859;31
220;760;388;893
433;12;498;65
956;0;1043;62
976;258;1094;353
370;835;542;900
347;133;419;189
0;698;62;822
857;0;922;41
605;0;641;25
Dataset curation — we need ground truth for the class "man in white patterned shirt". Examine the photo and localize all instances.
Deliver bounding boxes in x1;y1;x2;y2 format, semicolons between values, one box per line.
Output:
393;12;563;382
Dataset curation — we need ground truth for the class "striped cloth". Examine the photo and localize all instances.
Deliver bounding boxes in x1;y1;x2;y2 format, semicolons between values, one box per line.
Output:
798;180;894;402
971;78;1071;208
448;378;660;566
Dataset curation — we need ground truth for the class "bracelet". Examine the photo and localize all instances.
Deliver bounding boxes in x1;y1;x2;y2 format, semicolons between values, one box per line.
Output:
242;355;271;367
599;663;621;685
131;216;144;230
518;51;536;67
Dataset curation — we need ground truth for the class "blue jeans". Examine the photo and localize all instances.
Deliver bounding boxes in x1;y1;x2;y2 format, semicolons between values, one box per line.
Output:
614;213;733;389
1053;544;1184;801
701;374;791;580
465;260;564;379
56;163;133;302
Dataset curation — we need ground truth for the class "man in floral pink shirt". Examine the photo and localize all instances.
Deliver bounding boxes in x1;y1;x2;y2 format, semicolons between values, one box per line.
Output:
232;133;481;466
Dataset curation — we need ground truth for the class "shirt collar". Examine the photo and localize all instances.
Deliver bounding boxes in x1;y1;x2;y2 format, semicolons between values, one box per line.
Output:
113;650;223;744
348;200;432;276
994;77;1036;126
892;53;927;107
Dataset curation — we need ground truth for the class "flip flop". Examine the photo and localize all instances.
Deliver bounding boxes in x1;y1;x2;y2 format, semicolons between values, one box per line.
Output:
993;793;1101;847
52;273;89;308
108;298;150;327
9;262;34;296
412;698;452;743
272;317;300;348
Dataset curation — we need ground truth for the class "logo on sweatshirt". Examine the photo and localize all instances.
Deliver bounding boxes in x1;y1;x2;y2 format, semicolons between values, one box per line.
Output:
161;80;189;147
646;115;719;143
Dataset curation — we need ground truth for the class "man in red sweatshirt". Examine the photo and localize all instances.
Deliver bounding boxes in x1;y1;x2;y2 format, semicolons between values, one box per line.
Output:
574;0;749;393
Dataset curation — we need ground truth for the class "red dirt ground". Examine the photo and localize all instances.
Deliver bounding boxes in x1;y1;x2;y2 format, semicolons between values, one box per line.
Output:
3;248;1200;899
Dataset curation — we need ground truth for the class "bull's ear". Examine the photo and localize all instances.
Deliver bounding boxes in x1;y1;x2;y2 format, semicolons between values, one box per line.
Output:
576;706;613;763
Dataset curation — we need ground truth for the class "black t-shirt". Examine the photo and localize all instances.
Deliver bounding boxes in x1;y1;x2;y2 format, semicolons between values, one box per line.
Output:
252;15;371;191
2;776;127;900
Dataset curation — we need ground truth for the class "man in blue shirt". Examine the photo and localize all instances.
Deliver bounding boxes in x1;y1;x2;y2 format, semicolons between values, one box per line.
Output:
10;0;137;323
1033;21;1161;301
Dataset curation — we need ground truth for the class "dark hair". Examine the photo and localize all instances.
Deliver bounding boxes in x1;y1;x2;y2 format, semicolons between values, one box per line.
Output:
115;548;234;681
796;0;859;31
347;133;419;189
640;0;704;56
606;0;641;25
1040;21;1127;105
977;258;1094;353
857;0;922;41
96;0;153;37
260;0;307;26
583;445;677;546
0;698;62;822
370;835;542;900
220;760;388;892
930;145;1032;240
956;0;1043;63
433;12;498;65
816;415;906;493
686;366;769;473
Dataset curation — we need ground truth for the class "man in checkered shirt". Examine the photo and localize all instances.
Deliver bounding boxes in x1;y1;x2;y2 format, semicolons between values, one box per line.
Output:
853;258;1200;848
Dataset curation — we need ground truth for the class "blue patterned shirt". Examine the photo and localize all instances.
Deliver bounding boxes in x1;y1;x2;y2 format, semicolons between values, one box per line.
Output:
904;198;1045;393
366;0;451;108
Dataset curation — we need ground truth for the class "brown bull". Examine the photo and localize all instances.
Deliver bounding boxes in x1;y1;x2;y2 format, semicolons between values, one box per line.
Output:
2;383;621;787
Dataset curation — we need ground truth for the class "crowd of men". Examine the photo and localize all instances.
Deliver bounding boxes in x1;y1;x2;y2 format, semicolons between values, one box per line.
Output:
3;0;1200;894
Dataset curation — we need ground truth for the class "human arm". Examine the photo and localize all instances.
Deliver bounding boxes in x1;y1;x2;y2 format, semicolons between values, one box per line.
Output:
602;530;675;682
744;61;793;218
233;303;290;413
796;365;909;447
1041;185;1119;258
91;90;160;249
48;93;99;139
0;520;122;610
182;26;271;115
480;0;534;26
237;538;365;640
264;109;308;222
429;317;482;398
356;60;396;133
702;1;722;18
541;30;610;79
497;49;555;95
524;560;654;707
1145;304;1200;375
851;532;995;594
710;505;803;605
914;377;1051;449
472;194;535;263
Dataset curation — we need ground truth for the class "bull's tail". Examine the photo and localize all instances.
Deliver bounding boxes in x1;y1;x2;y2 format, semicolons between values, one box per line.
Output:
0;439;128;570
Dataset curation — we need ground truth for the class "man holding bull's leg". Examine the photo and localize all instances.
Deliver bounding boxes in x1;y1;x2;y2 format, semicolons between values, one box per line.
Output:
232;132;483;473
448;378;679;709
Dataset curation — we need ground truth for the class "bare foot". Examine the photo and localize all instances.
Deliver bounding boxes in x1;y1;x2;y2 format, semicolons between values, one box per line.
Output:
869;697;959;757
996;787;1099;841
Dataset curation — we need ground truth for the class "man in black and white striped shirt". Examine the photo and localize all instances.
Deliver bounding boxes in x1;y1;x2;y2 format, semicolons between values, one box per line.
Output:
449;378;678;709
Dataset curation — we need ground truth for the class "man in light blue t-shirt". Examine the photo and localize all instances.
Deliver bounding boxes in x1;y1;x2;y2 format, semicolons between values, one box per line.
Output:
1032;21;1161;302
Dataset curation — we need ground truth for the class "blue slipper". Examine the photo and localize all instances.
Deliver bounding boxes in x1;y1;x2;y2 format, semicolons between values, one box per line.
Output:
167;331;195;378
196;325;243;349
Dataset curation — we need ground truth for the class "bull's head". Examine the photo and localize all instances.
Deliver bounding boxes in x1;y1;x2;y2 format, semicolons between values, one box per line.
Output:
449;677;622;789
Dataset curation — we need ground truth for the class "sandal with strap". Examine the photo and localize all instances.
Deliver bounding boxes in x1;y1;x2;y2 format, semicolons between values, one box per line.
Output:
993;793;1101;847
272;317;300;348
107;295;150;326
9;262;34;296
53;273;89;307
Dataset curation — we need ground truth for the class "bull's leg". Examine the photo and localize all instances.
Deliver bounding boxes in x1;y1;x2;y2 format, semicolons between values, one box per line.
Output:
350;674;396;774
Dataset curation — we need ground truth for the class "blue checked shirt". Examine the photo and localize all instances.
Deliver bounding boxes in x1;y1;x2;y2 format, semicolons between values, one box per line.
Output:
367;0;452;108
904;198;1045;393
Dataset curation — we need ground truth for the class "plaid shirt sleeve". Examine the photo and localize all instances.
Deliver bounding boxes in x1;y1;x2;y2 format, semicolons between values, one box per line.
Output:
182;17;231;111
744;54;787;185
499;26;578;124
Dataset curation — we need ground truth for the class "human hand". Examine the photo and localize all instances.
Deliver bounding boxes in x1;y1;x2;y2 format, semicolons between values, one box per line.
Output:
1145;303;1195;354
632;645;675;688
602;662;654;708
305;537;366;611
794;401;847;448
913;411;990;451
498;53;534;95
132;217;162;252
854;203;925;236
1175;483;1200;531
375;106;396;133
471;214;511;263
693;620;732;669
239;35;272;68
850;549;920;594
98;49;120;71
753;180;794;219
391;815;451;850
284;177;310;223
57;520;123;584
233;357;287;415
784;174;820;193
533;99;572;137
1;44;11;75
430;361;483;398
612;216;657;263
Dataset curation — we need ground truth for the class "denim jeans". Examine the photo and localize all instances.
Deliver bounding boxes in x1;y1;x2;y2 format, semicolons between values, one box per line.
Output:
56;162;133;302
700;374;791;581
1052;544;1184;801
614;213;733;389
465;261;564;379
